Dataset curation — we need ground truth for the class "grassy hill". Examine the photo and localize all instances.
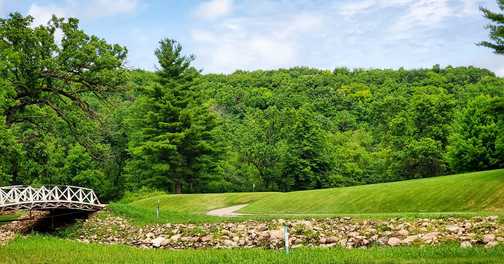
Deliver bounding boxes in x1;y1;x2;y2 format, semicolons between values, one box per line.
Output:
109;192;275;224
110;169;504;224
242;169;504;215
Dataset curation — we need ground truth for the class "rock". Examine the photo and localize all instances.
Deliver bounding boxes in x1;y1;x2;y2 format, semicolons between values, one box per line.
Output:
326;236;338;244
270;230;283;240
446;225;460;233
223;239;237;247
487;216;498;221
460;241;472;248
402;235;417;245
387;237;401;246
485;241;498;248
151;237;168;248
301;221;313;230
421;232;438;242
170;234;181;242
348;232;360;238
257;224;268;232
294;238;303;245
483;234;495;243
397;229;409;236
63;213;504;250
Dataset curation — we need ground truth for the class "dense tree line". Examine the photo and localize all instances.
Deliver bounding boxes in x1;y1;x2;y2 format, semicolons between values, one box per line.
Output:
0;13;503;200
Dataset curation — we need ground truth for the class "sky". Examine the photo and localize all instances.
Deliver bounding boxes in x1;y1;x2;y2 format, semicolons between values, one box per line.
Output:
1;0;504;75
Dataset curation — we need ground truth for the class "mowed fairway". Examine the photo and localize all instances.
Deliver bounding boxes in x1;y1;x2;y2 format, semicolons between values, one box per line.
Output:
2;235;504;264
243;169;504;215
110;169;504;224
109;192;276;224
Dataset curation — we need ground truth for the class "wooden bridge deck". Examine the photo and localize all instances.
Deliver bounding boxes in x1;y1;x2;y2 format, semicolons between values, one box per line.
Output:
0;185;104;211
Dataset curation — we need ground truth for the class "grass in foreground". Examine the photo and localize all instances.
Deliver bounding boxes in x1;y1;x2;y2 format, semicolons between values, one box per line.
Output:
109;169;504;224
2;235;504;264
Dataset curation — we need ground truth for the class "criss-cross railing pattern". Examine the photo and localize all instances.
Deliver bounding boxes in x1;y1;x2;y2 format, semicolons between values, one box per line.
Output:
0;185;103;211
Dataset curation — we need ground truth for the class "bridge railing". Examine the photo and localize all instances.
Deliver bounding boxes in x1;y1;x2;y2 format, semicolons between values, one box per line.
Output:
0;185;103;211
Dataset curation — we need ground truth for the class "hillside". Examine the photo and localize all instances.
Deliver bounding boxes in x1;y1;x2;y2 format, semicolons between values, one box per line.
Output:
242;169;504;215
111;169;504;224
110;192;276;224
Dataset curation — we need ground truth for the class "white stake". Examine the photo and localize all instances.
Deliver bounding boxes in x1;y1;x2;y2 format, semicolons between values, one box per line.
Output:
284;224;289;255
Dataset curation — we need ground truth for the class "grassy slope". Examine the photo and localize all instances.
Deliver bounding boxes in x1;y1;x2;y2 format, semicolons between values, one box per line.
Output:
2;235;504;264
110;169;504;224
0;213;18;225
243;169;504;215
109;192;275;224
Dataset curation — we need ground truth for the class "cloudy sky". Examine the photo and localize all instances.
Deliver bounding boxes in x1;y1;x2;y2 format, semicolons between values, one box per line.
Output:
1;0;504;75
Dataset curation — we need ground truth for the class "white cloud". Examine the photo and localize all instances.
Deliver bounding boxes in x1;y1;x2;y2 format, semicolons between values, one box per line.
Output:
194;0;233;20
191;12;324;72
27;0;139;25
495;67;504;76
389;0;453;33
461;0;485;16
339;0;413;17
89;0;138;17
28;4;67;25
187;0;499;73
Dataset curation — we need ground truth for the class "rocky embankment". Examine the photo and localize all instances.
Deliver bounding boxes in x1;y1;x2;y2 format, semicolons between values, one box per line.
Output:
0;211;48;245
75;215;504;249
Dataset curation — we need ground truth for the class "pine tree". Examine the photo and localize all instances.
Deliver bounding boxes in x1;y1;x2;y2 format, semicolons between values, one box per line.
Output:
126;39;221;193
479;0;504;54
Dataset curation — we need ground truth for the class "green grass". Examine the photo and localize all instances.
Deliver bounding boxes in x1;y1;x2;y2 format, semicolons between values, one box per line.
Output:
109;169;504;224
2;235;504;264
243;169;504;215
0;213;18;225
109;192;276;224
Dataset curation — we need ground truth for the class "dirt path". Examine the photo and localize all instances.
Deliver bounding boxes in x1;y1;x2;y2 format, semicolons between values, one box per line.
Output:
207;204;249;217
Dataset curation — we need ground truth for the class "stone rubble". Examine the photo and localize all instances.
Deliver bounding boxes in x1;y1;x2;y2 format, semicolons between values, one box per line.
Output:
72;215;504;249
0;211;48;245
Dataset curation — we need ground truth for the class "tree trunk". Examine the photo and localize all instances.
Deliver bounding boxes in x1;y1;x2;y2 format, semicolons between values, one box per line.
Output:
175;180;182;194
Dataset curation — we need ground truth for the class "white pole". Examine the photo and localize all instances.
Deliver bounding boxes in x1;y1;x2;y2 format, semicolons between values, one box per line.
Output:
156;200;160;219
283;224;289;254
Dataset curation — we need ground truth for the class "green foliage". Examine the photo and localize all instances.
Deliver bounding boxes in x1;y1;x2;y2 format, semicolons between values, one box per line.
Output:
446;96;504;171
125;39;222;193
480;0;504;54
0;13;503;201
0;13;126;200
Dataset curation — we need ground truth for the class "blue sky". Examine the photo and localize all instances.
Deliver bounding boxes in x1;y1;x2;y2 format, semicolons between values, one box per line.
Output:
1;0;504;75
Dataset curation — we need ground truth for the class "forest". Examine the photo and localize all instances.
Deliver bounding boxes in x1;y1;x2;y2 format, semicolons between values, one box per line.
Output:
0;13;503;201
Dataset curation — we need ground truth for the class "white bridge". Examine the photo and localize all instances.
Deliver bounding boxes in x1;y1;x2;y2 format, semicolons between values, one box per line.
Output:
0;185;104;211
